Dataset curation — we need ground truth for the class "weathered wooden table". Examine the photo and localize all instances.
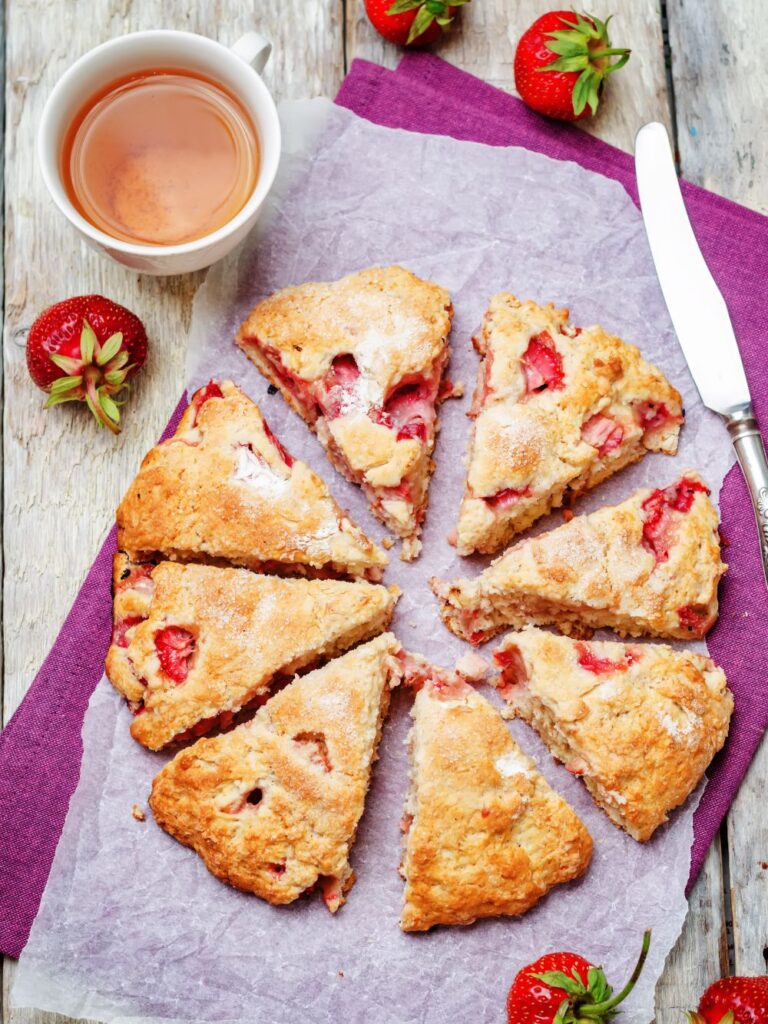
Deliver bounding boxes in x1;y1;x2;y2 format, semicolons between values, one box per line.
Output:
2;2;766;1021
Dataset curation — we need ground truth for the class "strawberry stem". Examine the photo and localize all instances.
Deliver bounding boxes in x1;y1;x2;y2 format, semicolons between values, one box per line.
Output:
578;930;651;1017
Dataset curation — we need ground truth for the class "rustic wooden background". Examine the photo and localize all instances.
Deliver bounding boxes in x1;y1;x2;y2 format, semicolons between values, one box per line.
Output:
2;1;766;1021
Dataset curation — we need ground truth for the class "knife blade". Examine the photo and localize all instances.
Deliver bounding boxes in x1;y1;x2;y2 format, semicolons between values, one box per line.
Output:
635;120;768;590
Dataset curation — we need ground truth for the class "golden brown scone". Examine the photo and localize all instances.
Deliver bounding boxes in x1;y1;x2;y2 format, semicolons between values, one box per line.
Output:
458;295;683;555
432;471;725;644
150;634;403;911
492;626;733;841
106;554;399;750
236;266;454;560
398;658;592;931
117;380;387;580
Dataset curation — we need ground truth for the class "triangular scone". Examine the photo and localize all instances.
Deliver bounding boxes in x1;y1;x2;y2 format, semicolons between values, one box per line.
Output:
236;266;454;560
117;380;387;580
457;295;683;555
149;634;403;910
106;554;399;750
492;627;733;841
399;659;592;931
432;472;725;644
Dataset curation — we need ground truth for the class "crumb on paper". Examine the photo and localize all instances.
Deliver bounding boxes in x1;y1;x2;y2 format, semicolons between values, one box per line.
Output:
456;651;489;682
400;537;421;562
131;804;146;822
381;536;394;550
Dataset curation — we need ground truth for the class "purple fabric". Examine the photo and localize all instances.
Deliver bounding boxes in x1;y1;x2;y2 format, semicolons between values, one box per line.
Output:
0;397;188;958
1;54;766;959
338;54;768;889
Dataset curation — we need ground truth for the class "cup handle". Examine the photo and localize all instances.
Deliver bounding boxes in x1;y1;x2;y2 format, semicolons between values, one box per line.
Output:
230;32;272;74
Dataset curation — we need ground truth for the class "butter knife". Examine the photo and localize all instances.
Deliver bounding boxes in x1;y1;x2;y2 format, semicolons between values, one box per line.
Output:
635;120;768;590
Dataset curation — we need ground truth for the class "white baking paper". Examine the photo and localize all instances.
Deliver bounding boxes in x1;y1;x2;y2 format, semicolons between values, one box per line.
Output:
13;99;736;1024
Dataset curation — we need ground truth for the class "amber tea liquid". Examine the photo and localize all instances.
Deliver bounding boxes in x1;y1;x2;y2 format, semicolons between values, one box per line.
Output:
61;68;259;246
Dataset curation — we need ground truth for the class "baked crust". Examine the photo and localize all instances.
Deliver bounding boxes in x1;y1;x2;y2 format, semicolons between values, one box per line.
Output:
432;471;726;644
236;266;454;558
399;660;592;931
457;294;683;555
149;634;403;910
492;626;733;841
116;380;387;580
106;554;399;750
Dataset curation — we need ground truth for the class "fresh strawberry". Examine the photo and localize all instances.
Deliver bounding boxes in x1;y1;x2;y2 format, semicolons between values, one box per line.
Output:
688;976;768;1024
26;295;148;434
364;0;469;47
514;11;630;121
506;930;650;1024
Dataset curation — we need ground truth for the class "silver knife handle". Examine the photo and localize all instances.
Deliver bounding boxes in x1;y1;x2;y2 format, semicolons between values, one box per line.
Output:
726;404;768;590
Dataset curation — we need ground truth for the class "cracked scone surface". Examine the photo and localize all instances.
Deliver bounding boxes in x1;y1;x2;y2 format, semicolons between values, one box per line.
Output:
492;626;733;841
117;380;387;580
236;266;454;558
433;471;725;644
399;663;592;931
458;294;683;555
106;554;399;750
150;634;403;911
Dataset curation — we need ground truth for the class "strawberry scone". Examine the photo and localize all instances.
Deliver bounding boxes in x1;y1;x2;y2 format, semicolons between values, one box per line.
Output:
117;380;387;580
492;627;733;841
150;634;403;911
432;471;725;644
236;266;455;560
106;554;398;750
457;294;683;555
399;657;592;931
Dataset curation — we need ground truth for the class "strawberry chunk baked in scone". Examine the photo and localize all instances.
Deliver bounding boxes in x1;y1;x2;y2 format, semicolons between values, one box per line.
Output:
117;380;387;580
492;627;733;841
236;266;455;560
432;471;726;644
150;634;402;911
106;554;399;750
457;295;683;555
399;657;592;931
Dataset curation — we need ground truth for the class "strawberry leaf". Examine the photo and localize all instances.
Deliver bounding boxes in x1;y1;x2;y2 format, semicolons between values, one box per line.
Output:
553;1000;570;1024
45;391;84;408
99;391;120;423
96;331;124;366
543;55;589;73
50;353;83;375
407;4;436;43
80;319;97;364
532;970;587;996
571;68;592;116
386;0;423;12
49;375;83;395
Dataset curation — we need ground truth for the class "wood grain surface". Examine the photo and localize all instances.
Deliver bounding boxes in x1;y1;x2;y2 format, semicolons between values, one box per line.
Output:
2;1;765;1021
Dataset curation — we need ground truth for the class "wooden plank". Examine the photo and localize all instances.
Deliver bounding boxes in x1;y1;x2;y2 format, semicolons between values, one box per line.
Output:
1;2;342;1022
654;843;729;1023
669;0;768;982
668;0;768;215
346;0;672;152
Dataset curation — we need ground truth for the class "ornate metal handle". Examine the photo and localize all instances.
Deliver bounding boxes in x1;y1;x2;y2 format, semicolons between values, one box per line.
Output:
726;405;768;591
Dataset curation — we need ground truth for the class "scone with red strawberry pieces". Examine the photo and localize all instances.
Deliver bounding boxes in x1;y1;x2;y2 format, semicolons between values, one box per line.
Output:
432;471;725;644
457;294;683;555
492;626;733;841
150;634;403;911
106;554;398;750
117;380;387;581
236;266;455;560
399;656;592;931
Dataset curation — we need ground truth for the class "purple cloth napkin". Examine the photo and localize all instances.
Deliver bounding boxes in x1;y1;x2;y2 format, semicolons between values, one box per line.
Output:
1;55;766;960
338;54;768;887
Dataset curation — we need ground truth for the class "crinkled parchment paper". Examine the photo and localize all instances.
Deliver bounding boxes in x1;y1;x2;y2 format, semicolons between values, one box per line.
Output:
13;100;735;1024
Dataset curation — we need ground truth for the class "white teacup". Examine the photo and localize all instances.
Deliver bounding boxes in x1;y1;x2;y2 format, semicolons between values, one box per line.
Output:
37;30;281;275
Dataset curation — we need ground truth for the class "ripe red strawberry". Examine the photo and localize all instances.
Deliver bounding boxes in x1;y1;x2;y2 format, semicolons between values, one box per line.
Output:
364;0;469;47
688;976;768;1024
26;295;148;434
507;931;650;1024
514;11;630;121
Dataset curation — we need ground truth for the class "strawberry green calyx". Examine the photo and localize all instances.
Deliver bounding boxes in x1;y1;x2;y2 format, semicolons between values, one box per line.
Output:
45;318;135;434
533;930;651;1024
386;0;469;45
686;1015;736;1024
538;11;631;117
